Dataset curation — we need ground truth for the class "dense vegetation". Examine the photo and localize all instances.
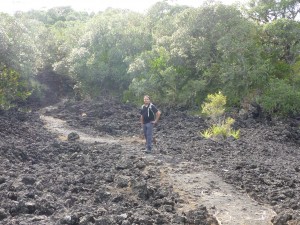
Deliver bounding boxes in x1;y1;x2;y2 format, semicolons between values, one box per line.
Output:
0;0;299;116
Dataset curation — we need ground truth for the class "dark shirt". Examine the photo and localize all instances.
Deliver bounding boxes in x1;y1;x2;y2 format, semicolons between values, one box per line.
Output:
140;103;158;124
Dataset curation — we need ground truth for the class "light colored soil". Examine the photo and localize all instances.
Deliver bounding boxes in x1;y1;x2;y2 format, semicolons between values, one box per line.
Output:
40;115;118;143
165;162;276;225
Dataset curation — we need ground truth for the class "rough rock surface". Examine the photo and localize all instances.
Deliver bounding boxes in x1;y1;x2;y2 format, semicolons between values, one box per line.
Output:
0;97;300;225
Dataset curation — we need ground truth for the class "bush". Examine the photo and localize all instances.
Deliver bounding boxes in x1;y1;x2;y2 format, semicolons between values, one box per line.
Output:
200;92;240;140
259;79;300;117
200;117;240;139
201;91;226;125
0;66;31;109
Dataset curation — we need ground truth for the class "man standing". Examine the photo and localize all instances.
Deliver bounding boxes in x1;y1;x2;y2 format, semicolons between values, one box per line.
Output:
140;95;161;153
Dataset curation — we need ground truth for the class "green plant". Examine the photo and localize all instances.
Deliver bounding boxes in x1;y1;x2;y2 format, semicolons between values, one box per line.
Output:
0;66;31;109
200;118;239;140
200;92;240;140
229;129;240;139
200;129;213;139
259;79;300;116
201;91;226;125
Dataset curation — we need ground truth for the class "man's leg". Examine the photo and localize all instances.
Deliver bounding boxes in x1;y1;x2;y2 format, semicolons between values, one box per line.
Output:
146;123;153;151
143;124;147;140
143;124;147;150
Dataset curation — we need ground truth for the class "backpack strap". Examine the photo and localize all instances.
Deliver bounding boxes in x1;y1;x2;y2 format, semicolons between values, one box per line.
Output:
149;103;155;118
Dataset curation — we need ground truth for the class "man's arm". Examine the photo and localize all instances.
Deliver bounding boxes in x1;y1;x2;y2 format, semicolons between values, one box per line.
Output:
140;115;144;125
154;111;161;123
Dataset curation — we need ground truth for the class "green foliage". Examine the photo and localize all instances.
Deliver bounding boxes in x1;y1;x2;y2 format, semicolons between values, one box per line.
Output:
259;79;300;116
0;2;299;117
246;0;300;23
0;14;39;79
200;118;240;139
229;129;240;139
200;129;213;138
201;92;226;125
291;56;300;86
22;7;91;25
67;9;151;97
262;19;300;66
213;11;269;105
200;92;240;140
0;66;31;109
171;4;269;107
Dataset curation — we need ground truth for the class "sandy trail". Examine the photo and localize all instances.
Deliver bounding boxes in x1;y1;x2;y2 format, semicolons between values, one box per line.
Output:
40;113;276;225
165;162;276;225
40;115;119;143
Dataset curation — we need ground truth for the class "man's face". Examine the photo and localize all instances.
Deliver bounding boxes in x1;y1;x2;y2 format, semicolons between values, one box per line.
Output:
144;96;150;105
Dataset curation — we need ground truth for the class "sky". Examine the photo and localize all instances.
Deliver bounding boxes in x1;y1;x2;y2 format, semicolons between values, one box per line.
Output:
1;0;243;15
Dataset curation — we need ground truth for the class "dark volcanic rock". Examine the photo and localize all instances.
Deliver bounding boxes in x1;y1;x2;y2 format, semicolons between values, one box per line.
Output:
1;98;300;224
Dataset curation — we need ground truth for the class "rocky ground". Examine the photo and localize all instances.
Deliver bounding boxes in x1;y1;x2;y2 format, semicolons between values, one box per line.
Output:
0;97;300;225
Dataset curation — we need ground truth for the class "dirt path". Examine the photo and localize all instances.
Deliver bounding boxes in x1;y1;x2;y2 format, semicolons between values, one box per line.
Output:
40;113;276;225
164;162;276;225
40;115;119;143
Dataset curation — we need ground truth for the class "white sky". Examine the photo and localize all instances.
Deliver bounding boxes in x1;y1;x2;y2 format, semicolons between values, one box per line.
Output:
1;0;243;15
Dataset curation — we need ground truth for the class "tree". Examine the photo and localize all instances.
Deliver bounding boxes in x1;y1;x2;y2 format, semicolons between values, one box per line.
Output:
259;78;300;116
0;13;39;79
0;66;31;109
246;0;300;23
261;19;300;66
67;9;151;97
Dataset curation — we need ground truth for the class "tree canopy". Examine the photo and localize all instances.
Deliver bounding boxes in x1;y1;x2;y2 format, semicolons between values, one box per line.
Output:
0;1;299;116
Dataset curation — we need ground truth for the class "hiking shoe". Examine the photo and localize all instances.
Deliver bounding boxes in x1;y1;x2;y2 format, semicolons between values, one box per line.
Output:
145;150;152;154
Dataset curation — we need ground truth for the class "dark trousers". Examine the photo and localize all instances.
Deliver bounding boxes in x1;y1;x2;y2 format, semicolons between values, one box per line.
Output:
143;122;153;151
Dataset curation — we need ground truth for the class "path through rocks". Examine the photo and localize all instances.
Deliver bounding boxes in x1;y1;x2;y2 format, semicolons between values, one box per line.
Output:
40;112;276;225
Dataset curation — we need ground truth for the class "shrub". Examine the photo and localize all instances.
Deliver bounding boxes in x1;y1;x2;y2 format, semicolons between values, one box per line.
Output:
201;91;226;125
259;79;300;117
0;66;31;109
200;92;240;140
200;117;240;139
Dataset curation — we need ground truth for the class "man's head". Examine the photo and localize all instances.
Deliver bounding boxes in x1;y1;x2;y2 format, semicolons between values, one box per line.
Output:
144;95;150;105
